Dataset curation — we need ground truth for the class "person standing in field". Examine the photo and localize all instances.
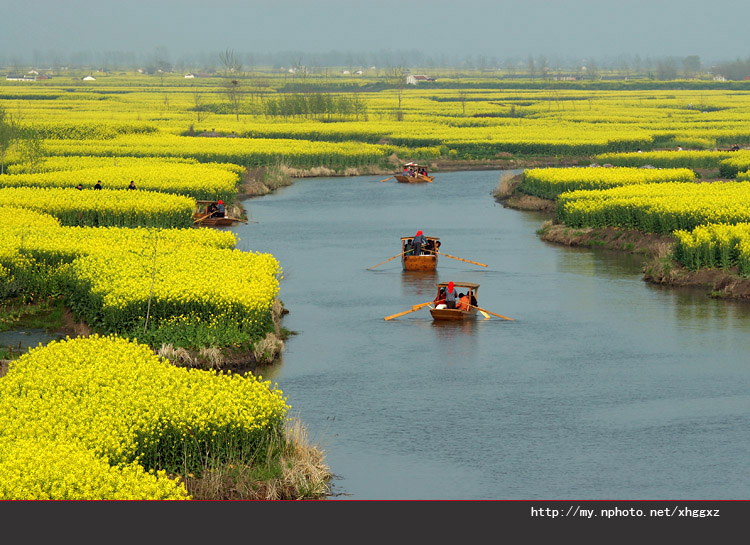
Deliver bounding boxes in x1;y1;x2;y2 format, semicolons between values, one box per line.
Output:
75;183;83;190
412;230;426;256
94;180;102;190
127;180;136;190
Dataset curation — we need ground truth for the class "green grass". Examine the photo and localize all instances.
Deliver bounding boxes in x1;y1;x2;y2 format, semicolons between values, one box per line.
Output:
0;296;66;333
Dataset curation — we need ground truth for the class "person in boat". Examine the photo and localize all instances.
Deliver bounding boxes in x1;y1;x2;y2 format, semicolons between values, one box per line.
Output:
412;230;426;256
94;180;102;190
207;202;218;217
212;200;226;218
434;286;447;309
444;281;458;309
127;180;136;190
457;292;471;311
423;238;440;255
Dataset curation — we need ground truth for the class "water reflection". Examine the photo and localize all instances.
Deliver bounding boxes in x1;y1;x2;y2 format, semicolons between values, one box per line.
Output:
0;329;65;352
400;271;439;298
430;318;479;335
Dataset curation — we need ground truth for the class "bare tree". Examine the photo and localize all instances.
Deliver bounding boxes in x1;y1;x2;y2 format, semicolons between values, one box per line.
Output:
191;85;211;124
386;66;407;121
458;87;468;116
220;48;243;121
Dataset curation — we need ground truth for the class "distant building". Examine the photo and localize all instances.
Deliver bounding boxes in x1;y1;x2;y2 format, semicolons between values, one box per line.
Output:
6;74;35;82
354;70;363;75
406;74;435;85
82;75;96;81
184;73;196;78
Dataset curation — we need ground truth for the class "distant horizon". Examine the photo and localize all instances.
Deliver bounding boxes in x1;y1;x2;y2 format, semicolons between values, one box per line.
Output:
3;0;750;71
0;49;746;74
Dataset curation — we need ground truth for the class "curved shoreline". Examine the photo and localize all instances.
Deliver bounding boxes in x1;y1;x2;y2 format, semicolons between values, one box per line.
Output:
496;183;750;301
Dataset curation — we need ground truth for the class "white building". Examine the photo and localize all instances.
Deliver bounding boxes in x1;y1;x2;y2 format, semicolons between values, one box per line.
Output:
406;74;434;85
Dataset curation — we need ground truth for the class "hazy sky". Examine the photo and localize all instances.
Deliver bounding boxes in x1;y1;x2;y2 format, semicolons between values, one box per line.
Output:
2;0;750;66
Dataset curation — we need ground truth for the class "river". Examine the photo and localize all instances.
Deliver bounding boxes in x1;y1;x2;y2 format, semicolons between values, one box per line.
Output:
233;169;750;500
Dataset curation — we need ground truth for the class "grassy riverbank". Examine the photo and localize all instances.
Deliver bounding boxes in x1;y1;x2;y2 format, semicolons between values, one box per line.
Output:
495;172;750;301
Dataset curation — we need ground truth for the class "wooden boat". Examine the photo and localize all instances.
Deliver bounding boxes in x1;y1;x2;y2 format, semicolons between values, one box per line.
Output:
430;282;480;321
193;200;249;227
395;162;434;183
401;236;440;271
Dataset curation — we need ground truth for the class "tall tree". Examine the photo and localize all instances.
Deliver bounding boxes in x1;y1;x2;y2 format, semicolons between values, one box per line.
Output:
19;126;45;175
220;48;243;121
0;105;18;174
683;55;702;78
386;67;407;121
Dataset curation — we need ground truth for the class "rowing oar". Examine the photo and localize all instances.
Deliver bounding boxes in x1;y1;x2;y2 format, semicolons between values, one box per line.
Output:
438;252;488;267
468;305;514;321
379;176;394;182
384;301;433;321
367;252;404;270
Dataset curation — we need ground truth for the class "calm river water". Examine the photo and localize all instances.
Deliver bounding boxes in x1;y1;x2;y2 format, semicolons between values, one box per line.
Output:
232;169;750;500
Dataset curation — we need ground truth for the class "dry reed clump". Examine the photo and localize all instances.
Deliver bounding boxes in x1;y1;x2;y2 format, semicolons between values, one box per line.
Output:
270;298;284;333
343;167;360;176
252;332;284;365
228;203;244;218
183;416;332;500
493;171;523;199
279;165;336;178
156;343;195;366
156;344;227;369
197;346;225;369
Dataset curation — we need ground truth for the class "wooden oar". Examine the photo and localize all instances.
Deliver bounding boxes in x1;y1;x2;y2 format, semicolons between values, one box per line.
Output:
367;252;404;270
384;301;433;321
438;252;488;267
379;176;394;182
468;305;514;321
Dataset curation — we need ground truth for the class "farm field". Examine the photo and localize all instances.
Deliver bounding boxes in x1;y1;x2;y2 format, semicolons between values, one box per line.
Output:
4;68;750;501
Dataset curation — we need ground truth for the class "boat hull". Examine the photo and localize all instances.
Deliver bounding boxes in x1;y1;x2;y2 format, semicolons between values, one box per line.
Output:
429;307;477;321
402;255;438;271
193;214;244;227
395;174;434;183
